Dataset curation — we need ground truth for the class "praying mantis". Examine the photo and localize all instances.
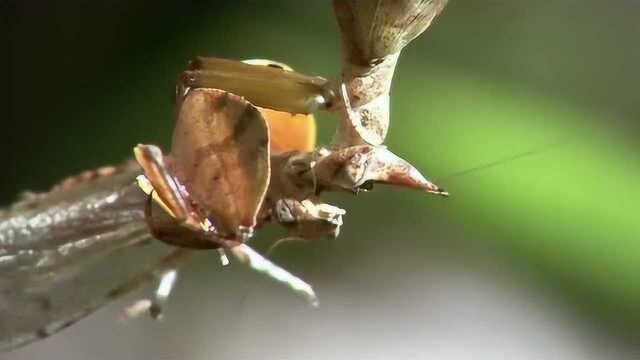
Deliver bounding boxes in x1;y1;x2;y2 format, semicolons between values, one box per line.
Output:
0;0;449;351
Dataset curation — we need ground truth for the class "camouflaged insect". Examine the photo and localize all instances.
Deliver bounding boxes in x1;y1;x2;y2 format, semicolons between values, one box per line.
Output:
133;0;449;308
0;0;450;351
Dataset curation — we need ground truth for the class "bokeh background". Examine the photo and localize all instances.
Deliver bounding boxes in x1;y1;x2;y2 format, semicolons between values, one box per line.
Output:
4;0;640;359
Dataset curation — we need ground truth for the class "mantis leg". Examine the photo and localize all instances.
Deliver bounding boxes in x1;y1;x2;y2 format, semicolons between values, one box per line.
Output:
178;57;333;114
119;249;192;320
134;144;202;231
275;199;346;240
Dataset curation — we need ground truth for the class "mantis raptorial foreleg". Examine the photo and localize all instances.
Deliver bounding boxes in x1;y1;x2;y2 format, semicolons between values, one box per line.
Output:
135;165;318;307
177;57;334;114
275;199;345;240
134;144;202;231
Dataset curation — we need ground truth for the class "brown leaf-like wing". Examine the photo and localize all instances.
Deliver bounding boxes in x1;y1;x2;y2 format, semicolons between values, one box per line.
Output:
171;89;270;237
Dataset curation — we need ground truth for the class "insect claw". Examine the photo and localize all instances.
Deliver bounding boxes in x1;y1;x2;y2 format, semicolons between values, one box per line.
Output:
121;299;153;321
121;269;178;321
237;226;254;242
148;302;164;320
150;269;178;320
305;94;327;113
217;248;230;267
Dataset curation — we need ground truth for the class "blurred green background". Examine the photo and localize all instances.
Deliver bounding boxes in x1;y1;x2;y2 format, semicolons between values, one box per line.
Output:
5;0;640;358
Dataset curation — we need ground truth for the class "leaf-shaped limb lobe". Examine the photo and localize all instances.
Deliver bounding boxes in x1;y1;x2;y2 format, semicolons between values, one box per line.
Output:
171;89;271;237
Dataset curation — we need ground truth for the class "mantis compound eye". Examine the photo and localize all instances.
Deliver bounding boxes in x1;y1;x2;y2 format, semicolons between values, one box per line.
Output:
358;180;375;192
275;199;296;223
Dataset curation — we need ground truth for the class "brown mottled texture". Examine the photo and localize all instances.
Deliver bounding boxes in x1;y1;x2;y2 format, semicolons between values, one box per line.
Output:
314;145;447;195
332;0;448;147
334;0;448;63
171;89;270;236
